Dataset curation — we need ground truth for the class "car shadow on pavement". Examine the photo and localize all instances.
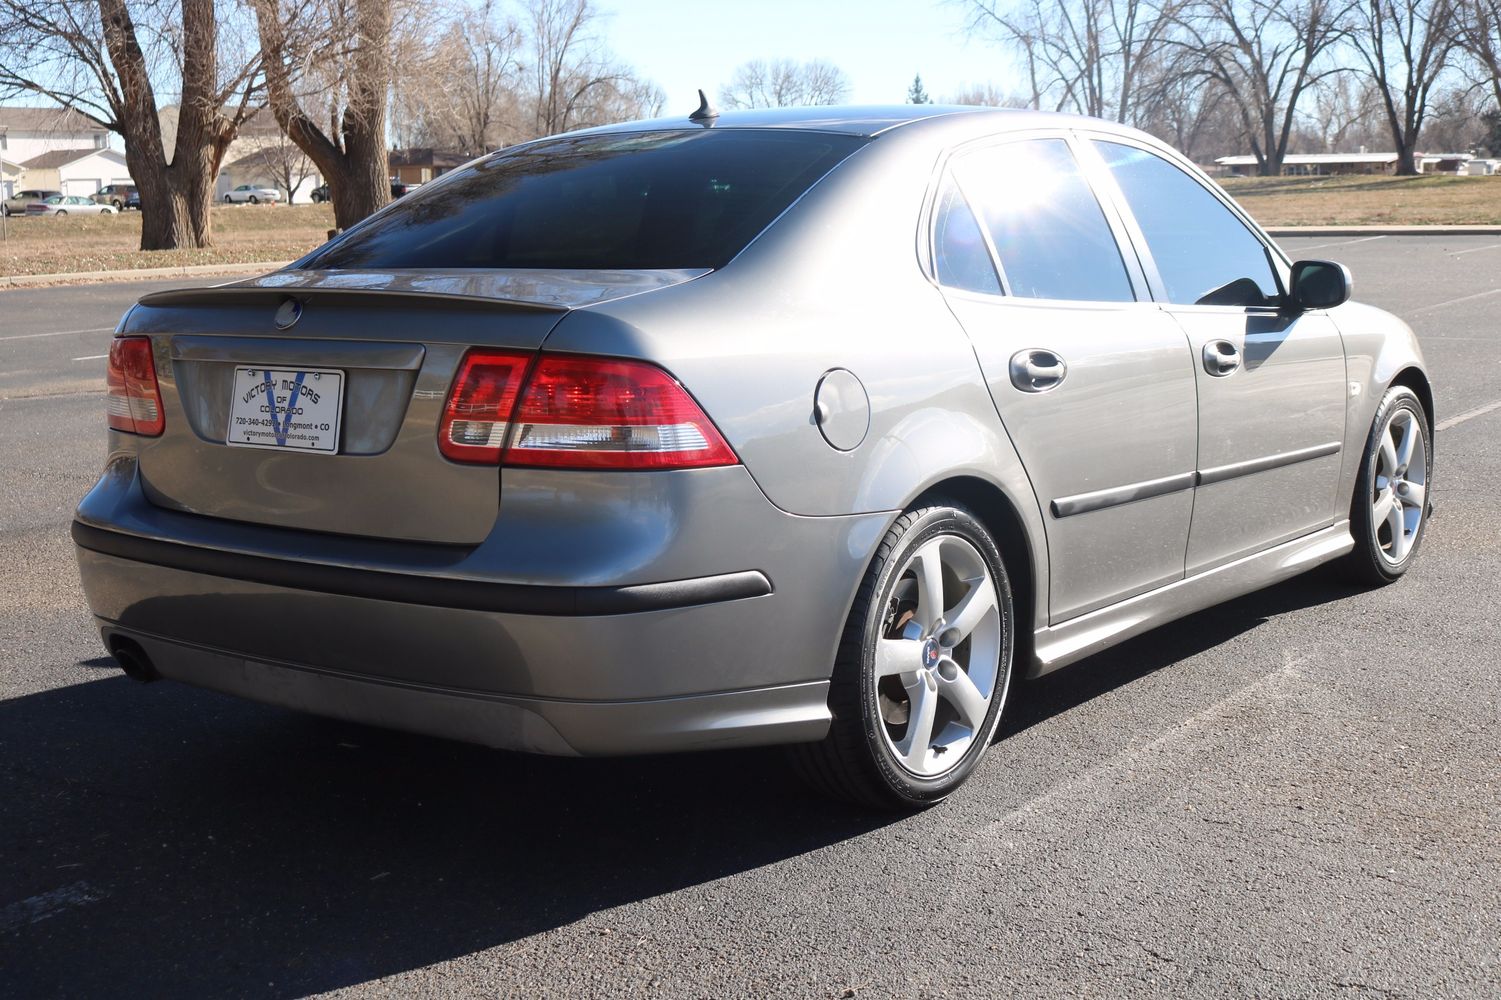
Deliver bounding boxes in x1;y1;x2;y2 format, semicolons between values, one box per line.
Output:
0;670;891;997
0;569;1369;997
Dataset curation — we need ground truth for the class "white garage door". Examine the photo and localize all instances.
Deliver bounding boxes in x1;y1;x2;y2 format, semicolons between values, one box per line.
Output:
63;178;100;197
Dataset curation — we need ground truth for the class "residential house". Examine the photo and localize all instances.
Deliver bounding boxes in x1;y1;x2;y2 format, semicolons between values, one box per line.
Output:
389;148;470;185
1;157;20;200
158;105;323;202
17;147;132;197
0;105;112;197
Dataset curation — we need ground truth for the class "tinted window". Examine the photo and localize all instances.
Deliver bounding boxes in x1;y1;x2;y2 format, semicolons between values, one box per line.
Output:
932;177;1000;295
1094;141;1280;307
305;130;865;271
952;139;1134;302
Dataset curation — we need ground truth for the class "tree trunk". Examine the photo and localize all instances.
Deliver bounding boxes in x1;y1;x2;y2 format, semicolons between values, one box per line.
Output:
256;0;391;231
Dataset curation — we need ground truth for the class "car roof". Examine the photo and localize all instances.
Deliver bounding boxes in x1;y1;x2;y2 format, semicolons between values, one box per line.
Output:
557;104;1133;141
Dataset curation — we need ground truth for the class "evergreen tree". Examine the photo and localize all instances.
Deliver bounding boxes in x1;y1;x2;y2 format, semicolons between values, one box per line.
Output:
907;74;931;104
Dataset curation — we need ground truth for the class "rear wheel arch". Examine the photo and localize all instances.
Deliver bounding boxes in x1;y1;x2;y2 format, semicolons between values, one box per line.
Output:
910;476;1039;664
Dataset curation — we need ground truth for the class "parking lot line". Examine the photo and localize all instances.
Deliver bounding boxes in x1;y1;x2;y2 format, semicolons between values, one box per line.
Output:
71;354;109;362
1411;287;1501;316
1450;243;1501;256
1280;235;1387;252
0;325;115;342
1437;399;1501;431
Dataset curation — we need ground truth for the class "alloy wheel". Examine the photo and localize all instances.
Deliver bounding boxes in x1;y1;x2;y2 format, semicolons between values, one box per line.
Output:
1370;406;1427;565
874;534;1003;777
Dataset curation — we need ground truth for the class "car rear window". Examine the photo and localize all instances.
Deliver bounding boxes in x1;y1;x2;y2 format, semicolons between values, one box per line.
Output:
303;129;866;271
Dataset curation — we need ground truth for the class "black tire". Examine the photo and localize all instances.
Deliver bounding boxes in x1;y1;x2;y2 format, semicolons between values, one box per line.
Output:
791;503;1015;810
55;209;67;216
224;195;233;204
248;195;258;204
1345;385;1432;585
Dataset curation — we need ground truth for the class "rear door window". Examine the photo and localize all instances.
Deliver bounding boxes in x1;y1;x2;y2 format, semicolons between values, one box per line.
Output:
932;177;1001;295
951;138;1135;303
1093;140;1280;307
303;130;866;271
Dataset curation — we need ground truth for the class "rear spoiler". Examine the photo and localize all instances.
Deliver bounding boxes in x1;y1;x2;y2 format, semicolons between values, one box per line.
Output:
136;267;710;313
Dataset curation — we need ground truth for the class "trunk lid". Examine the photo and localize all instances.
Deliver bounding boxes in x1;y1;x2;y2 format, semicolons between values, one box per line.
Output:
124;268;705;544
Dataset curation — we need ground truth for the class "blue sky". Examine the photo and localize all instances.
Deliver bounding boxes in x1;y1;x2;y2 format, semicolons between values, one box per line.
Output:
601;0;1020;106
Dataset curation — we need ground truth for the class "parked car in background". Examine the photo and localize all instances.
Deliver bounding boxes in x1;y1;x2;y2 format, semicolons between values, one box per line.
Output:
93;184;139;211
310;182;420;202
223;184;281;205
73;106;1433;810
2;188;61;216
26;194;117;216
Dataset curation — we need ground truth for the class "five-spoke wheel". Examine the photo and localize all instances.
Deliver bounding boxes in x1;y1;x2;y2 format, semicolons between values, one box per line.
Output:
1348;385;1431;583
793;504;1014;809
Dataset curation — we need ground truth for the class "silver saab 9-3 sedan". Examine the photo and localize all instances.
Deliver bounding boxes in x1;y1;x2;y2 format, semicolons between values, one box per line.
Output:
73;105;1432;809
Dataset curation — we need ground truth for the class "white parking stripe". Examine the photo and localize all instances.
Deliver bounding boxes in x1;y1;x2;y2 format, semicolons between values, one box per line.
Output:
0;325;115;342
1410;288;1501;316
1451;243;1501;256
1437;399;1501;432
71;354;109;361
1280;235;1387;252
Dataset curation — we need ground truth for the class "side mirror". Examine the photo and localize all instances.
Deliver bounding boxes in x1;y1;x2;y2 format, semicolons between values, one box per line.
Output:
1289;259;1352;311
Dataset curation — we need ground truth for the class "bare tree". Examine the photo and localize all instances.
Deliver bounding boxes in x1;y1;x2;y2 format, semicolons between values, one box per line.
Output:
960;0;1184;124
720;58;851;109
248;135;315;203
394;0;523;154
1309;71;1389;149
945;81;1030;106
1351;0;1459;173
1456;0;1501;114
255;0;391;227
0;0;261;249
1170;0;1354;175
527;0;658;136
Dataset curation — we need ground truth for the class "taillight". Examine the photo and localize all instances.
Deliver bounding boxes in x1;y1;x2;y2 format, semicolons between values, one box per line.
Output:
437;351;738;469
506;355;738;469
436;349;533;463
105;336;164;436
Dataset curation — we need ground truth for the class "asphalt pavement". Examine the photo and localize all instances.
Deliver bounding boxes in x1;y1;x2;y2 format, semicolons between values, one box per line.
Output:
1;240;1498;998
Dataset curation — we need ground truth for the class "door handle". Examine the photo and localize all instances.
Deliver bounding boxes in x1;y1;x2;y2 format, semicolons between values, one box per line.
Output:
1202;340;1241;377
1010;349;1068;392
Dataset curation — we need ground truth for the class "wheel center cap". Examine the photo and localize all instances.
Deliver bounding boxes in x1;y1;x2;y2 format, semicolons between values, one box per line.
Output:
922;637;941;669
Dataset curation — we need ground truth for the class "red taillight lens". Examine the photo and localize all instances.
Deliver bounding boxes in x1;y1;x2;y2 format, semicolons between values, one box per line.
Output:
436;351;738;469
436;349;533;463
105;336;164;436
505;355;738;469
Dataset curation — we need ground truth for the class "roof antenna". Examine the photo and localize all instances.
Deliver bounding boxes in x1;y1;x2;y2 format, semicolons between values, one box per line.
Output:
689;89;719;124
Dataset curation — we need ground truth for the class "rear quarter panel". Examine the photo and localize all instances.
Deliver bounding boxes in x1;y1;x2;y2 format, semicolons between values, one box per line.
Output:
543;129;1051;629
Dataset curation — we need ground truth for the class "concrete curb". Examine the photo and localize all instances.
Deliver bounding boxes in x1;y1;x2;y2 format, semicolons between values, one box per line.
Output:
0;260;291;290
1266;225;1501;237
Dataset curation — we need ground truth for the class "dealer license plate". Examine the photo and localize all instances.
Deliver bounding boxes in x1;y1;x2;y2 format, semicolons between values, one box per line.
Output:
227;367;345;452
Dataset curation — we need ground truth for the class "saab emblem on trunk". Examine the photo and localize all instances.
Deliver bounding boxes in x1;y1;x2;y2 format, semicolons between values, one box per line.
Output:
274;298;303;330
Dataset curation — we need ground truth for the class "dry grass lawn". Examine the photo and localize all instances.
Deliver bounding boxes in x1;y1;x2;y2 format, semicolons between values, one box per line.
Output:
1218;174;1501;226
0;203;335;277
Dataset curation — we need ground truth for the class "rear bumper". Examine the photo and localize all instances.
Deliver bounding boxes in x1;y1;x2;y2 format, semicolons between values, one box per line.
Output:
95;622;830;756
73;458;888;754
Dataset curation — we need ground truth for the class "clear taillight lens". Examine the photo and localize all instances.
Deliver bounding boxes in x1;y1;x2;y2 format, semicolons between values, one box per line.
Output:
106;336;164;436
436;351;738;470
506;355;738;469
436;350;533;463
